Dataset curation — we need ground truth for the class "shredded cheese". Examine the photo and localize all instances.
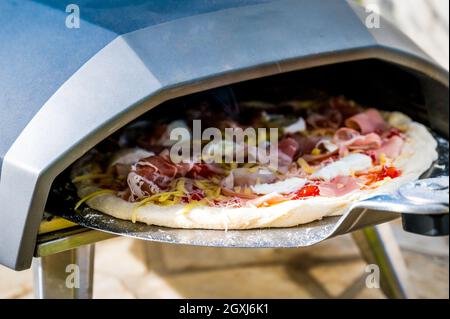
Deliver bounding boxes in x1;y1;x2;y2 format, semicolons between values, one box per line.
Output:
176;178;187;194
297;158;316;174
380;153;387;166
178;200;206;215
248;166;259;173
135;191;183;208
74;189;115;210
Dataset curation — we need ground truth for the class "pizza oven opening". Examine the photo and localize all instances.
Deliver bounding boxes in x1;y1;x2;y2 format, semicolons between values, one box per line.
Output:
45;58;442;210
45;58;448;241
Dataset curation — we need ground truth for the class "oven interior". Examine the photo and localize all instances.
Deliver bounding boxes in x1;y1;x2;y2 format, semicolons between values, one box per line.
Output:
45;58;449;235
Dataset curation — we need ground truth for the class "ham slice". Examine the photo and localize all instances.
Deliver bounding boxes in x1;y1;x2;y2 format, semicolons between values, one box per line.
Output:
319;176;362;197
333;127;360;144
345;108;389;134
350;133;382;150
333;127;382;151
369;136;405;163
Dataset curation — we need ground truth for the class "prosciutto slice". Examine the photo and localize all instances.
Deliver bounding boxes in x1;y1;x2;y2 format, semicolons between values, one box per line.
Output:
319;176;362;197
133;156;178;189
187;163;226;179
333;128;382;150
345;108;389;134
129;156;204;198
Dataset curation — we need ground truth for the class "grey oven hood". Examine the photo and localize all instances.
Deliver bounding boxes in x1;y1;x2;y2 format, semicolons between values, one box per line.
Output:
0;0;448;270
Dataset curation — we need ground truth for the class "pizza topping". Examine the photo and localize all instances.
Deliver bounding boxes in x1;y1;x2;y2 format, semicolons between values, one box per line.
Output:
333;127;360;145
278;137;300;164
345;108;389;134
358;165;402;186
289;134;323;158
291;185;321;199
368;135;404;164
283;117;306;134
110;148;155;166
297;158;316;174
387;112;412;132
187;163;225;179
75;189;116;210
349;133;383;151
319;176;362;197
134;156;177;189
315;138;339;154
251;177;307;195
378;166;402;180
248;192;288;207
221;167;276;188
333;128;382;150
221;187;257;199
127;172;161;200
75;96;407;209
311;153;372;181
301;147;338;164
126;156;198;200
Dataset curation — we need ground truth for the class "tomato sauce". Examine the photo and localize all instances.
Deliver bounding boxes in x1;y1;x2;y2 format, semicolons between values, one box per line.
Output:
361;166;402;185
292;185;320;199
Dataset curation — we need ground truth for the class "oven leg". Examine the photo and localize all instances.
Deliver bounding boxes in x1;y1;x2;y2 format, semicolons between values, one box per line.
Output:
351;224;415;299
33;244;95;299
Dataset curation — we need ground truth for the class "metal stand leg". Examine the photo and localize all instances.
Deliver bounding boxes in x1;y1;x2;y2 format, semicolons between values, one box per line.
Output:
33;244;95;299
352;223;416;299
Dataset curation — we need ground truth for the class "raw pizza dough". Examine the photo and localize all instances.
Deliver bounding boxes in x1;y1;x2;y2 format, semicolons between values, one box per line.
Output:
71;121;437;230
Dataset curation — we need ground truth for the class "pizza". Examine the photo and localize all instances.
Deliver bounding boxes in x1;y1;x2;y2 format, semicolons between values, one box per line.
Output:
71;96;438;229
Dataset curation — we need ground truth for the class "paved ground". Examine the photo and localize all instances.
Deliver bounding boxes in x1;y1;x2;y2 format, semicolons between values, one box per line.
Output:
1;220;448;299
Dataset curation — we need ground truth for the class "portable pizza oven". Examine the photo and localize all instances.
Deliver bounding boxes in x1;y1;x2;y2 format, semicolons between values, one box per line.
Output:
0;0;448;298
